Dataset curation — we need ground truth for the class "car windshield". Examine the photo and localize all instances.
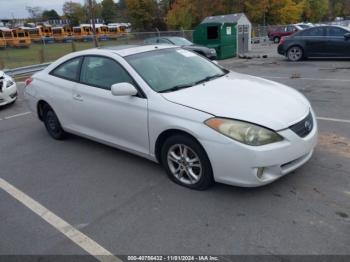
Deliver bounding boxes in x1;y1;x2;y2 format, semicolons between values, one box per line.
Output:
169;37;193;46
126;48;227;93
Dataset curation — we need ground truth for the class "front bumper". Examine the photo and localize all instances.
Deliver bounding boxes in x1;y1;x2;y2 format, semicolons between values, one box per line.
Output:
0;82;17;106
278;44;286;55
200;111;318;187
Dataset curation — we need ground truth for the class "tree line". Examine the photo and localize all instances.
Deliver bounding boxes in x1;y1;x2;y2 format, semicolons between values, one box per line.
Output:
26;0;350;31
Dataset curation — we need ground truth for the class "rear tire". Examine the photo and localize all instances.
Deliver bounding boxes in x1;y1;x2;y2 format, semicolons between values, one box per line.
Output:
273;37;280;44
43;105;67;140
161;134;214;190
287;46;304;62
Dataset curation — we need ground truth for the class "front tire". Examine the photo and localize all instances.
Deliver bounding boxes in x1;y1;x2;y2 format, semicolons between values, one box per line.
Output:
161;135;214;190
287;46;304;62
43;105;67;140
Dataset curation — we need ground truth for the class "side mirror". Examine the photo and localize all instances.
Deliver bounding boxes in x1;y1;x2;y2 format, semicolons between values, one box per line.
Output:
344;32;350;39
111;82;138;96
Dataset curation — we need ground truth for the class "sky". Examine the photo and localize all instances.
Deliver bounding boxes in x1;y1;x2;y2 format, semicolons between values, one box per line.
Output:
0;0;86;19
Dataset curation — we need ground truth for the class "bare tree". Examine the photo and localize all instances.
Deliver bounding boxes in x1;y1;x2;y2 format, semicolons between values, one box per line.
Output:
26;6;43;23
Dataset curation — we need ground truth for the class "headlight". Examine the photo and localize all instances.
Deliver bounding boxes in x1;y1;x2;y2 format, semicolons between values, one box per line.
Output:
6;81;14;88
205;118;283;146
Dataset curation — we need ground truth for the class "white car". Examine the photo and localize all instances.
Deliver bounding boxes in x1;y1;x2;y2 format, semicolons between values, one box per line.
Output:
24;45;318;190
0;71;17;106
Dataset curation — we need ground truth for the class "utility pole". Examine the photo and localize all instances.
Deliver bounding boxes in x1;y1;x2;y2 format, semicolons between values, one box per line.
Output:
88;0;99;48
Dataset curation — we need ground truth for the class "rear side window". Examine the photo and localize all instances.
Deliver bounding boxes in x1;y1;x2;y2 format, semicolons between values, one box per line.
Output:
327;27;347;37
80;56;134;90
300;27;325;37
51;57;82;81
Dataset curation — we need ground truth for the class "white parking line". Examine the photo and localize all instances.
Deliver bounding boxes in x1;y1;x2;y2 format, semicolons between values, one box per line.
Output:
4;111;32;120
261;76;350;82
0;178;120;262
317;117;350;124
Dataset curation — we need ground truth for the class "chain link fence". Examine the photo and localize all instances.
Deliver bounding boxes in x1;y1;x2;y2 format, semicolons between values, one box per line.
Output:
0;30;194;70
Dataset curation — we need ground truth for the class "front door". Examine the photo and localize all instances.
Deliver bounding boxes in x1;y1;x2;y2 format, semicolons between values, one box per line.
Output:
72;55;149;155
326;27;350;57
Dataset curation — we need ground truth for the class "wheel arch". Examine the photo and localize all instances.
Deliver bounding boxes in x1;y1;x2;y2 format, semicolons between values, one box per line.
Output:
287;44;305;55
154;129;206;165
37;100;51;121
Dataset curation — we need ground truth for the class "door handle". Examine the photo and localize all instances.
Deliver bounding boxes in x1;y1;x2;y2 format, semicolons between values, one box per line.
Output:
73;94;83;101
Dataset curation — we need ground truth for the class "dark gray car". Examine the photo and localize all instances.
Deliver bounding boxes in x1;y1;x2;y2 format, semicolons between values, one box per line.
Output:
144;36;217;60
278;26;350;61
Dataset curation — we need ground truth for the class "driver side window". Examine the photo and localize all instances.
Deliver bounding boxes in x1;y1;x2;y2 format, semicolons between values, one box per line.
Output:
80;56;134;90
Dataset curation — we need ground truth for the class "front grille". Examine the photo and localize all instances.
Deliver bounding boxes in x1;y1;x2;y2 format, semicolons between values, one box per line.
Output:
290;112;314;138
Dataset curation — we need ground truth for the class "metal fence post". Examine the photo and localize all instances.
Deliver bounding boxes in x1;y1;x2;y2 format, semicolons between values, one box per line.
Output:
71;41;76;52
40;39;45;63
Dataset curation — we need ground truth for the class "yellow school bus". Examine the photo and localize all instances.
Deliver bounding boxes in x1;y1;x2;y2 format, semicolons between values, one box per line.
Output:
0;27;14;47
24;25;54;43
52;26;73;42
12;28;31;47
0;27;8;48
107;25;119;39
95;24;108;40
73;25;93;41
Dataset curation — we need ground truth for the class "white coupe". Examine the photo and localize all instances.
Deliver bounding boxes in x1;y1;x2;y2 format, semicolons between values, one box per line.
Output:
24;45;318;190
0;71;17;106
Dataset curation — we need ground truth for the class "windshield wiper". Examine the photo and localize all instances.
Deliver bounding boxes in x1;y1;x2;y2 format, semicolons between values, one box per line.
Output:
159;72;228;93
159;83;195;93
194;73;226;85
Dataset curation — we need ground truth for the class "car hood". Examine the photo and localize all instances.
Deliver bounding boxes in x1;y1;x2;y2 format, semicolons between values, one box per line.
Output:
161;72;310;130
183;45;209;52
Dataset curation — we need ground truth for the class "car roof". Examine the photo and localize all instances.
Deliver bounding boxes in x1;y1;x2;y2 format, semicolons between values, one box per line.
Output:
99;44;176;57
308;25;349;30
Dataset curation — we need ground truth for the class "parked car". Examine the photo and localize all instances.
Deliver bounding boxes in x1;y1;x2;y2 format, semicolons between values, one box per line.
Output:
295;23;314;29
0;71;17;107
24;45;317;190
268;24;303;43
144;36;217;60
278;26;350;61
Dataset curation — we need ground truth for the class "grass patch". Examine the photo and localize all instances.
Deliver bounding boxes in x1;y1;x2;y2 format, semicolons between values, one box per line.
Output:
0;38;137;69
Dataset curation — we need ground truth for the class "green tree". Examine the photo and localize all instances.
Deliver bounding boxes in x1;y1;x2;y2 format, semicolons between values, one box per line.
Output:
101;0;118;23
116;0;128;21
42;9;60;21
62;1;86;26
166;0;194;29
166;0;225;29
303;0;329;22
126;0;158;31
329;0;350;19
244;0;269;24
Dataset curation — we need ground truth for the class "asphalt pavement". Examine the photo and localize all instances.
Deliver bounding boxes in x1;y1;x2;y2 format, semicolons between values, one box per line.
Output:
1;47;349;257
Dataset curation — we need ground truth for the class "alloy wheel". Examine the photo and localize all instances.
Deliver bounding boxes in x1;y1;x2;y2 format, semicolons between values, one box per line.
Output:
288;46;303;61
167;144;202;185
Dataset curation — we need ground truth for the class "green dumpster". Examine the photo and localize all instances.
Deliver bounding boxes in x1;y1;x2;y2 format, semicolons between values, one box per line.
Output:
193;22;237;60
